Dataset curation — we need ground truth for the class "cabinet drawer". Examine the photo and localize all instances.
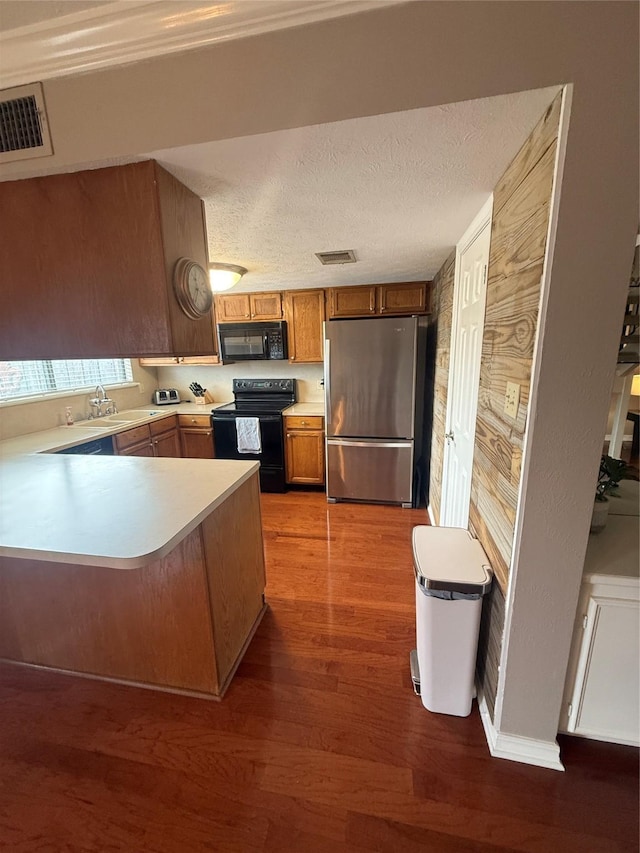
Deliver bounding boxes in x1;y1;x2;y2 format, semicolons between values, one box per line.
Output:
178;414;212;428
114;424;151;451
150;415;177;436
284;415;324;430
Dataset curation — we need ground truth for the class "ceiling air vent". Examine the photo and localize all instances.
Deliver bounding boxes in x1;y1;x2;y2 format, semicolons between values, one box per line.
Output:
0;83;53;164
315;249;357;266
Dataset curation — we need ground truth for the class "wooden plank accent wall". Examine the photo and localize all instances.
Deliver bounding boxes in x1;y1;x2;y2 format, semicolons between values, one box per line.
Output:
428;249;456;522
469;93;561;594
427;93;562;721
476;581;506;720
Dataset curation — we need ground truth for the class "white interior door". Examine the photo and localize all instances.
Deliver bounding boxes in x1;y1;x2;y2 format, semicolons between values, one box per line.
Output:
440;197;493;528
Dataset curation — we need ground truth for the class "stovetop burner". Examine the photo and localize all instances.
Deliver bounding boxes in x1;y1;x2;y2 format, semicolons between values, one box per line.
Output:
215;400;292;414
226;377;296;413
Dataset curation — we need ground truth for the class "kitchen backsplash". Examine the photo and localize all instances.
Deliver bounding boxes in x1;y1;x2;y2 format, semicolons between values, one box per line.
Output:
156;361;324;404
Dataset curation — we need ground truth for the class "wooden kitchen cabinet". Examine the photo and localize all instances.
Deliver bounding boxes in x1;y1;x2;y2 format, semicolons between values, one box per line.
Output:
151;418;182;458
216;291;283;322
114;417;182;458
326;285;377;318
0;161;214;360
215;294;251;322
284;415;325;485
250;292;283;320
325;281;431;319
378;281;430;315
119;440;155;457
178;414;215;459
283;290;325;363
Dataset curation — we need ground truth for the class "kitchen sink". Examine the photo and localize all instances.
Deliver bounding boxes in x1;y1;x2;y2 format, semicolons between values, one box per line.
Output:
70;410;164;428
101;410;162;423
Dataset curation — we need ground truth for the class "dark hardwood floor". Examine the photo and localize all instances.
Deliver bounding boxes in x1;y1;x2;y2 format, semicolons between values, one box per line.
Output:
0;491;637;851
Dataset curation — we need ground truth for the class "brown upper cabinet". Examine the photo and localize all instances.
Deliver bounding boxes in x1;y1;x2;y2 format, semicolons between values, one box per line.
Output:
378;281;431;315
0;161;215;360
326;281;431;319
283;289;325;363
216;292;283;322
327;285;377;318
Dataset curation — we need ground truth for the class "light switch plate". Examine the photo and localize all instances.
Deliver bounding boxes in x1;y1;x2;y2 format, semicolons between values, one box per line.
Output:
504;382;521;418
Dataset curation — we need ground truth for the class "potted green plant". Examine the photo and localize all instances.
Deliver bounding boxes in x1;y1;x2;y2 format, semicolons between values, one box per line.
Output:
591;454;629;533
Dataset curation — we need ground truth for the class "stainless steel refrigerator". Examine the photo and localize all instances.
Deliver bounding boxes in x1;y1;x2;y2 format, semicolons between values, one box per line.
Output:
324;315;426;507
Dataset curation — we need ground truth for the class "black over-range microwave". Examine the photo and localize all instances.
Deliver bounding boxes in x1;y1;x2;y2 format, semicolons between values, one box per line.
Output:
218;320;288;363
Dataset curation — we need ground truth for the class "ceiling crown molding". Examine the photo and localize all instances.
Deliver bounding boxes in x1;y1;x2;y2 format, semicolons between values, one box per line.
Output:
0;0;402;89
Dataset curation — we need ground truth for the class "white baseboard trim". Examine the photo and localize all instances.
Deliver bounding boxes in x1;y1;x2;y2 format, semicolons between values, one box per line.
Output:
427;504;437;526
478;691;565;771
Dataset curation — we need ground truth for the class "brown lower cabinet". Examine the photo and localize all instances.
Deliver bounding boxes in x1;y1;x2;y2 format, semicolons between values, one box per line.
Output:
178;414;215;459
284;415;325;485
114;417;181;458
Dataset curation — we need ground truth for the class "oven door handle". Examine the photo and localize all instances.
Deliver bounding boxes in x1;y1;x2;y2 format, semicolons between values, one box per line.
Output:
213;414;282;423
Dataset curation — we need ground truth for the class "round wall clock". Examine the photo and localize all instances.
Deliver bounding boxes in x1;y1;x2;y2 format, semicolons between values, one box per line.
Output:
173;257;212;319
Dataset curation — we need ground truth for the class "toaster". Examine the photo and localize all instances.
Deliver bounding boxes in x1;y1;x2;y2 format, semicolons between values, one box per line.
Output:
153;388;181;405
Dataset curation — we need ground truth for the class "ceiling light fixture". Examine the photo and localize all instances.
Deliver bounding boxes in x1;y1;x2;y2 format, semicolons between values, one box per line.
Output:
209;263;247;292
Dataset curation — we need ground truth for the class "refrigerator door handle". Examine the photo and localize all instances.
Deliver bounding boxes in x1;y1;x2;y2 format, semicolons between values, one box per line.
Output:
327;438;412;449
324;336;331;424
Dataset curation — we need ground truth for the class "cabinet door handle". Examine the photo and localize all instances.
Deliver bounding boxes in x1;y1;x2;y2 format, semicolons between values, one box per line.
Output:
301;421;308;425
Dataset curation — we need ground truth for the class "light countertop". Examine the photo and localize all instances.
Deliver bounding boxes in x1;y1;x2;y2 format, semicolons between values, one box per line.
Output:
0;403;255;568
0;454;259;569
0;403;229;459
584;513;639;584
283;402;325;417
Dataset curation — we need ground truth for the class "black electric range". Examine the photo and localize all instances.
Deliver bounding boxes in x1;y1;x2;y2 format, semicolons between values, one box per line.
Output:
211;379;296;493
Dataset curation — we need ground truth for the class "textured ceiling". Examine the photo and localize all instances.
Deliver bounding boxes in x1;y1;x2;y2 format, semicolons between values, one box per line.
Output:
149;87;559;291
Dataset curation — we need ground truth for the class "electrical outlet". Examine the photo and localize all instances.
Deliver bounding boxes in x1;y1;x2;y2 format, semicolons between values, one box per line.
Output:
504;382;520;418
316;379;324;391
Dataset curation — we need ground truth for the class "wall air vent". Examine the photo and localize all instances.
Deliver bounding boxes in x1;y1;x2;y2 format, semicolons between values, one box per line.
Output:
0;83;53;164
315;249;357;265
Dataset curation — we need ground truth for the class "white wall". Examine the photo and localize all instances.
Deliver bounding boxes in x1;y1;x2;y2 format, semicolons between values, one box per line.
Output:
1;1;638;755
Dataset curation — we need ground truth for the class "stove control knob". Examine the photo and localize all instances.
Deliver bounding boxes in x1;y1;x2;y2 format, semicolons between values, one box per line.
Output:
266;381;272;387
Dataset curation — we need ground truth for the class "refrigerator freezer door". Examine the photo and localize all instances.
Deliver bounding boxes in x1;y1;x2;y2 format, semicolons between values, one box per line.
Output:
327;438;414;505
325;317;417;439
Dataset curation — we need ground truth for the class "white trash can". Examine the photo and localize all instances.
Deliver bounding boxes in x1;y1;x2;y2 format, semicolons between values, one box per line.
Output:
411;526;492;717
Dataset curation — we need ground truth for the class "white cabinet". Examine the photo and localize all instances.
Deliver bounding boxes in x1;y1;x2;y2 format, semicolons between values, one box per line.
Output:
560;512;639;746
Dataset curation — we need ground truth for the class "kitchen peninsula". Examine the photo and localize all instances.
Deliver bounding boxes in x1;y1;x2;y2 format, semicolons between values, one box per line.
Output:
0;448;266;699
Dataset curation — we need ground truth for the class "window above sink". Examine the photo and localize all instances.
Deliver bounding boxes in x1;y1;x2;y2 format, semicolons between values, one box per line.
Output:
0;359;133;404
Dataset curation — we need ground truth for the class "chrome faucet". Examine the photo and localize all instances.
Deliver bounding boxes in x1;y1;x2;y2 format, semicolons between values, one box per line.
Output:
88;385;117;418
